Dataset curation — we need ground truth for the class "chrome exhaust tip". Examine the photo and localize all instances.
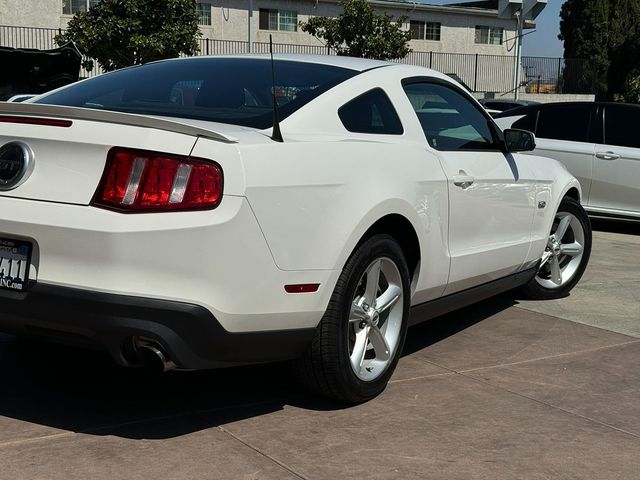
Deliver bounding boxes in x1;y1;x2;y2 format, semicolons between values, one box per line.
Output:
134;339;177;372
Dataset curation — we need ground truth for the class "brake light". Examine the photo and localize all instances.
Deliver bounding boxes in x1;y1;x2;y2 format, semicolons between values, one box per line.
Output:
0;115;72;127
92;148;223;213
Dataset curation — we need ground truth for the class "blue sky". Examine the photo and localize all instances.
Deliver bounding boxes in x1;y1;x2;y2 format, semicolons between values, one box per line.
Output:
423;0;565;57
520;0;564;57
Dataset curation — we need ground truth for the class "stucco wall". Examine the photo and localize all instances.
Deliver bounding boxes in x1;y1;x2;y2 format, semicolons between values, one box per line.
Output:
1;0;517;56
0;0;522;91
0;0;68;28
198;0;516;55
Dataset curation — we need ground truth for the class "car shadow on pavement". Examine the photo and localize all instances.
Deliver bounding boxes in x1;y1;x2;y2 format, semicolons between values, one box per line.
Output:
591;219;640;235
403;294;516;357
0;295;516;440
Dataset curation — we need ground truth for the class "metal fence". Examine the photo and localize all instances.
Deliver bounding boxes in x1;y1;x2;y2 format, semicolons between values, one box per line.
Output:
197;37;593;94
198;38;331;56
1;25;594;95
0;25;59;50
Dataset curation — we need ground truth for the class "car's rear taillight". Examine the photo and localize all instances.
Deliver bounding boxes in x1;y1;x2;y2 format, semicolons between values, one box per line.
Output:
92;148;223;213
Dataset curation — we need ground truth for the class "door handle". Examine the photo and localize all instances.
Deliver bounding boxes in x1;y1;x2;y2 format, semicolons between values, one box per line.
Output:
596;151;620;160
453;174;475;189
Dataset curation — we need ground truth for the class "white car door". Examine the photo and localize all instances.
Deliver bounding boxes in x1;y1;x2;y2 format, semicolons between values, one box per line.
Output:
402;80;536;295
590;104;640;216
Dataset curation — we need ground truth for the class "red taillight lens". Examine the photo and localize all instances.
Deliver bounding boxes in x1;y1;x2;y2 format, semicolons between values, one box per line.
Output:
92;148;223;213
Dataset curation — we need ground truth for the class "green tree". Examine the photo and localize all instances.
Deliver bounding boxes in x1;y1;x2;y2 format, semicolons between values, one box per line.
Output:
559;0;640;99
56;0;200;72
300;0;411;60
607;2;640;100
613;69;640;103
559;0;610;97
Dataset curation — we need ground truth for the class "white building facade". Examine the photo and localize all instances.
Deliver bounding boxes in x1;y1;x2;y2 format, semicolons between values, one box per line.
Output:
0;0;519;55
2;1;561;94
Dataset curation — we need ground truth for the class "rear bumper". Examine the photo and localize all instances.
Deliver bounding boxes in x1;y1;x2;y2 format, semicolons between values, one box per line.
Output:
0;195;334;333
0;283;316;369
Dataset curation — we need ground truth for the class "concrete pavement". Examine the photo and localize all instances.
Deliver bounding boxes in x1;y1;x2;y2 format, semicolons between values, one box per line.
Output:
517;220;640;338
0;223;638;479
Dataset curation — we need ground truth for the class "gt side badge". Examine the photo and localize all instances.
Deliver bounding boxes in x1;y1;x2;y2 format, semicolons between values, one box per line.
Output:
538;201;547;209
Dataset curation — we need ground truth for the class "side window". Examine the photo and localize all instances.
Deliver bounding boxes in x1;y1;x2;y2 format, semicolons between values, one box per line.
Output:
511;108;538;132
338;88;404;135
536;104;591;142
604;105;640;148
402;81;496;151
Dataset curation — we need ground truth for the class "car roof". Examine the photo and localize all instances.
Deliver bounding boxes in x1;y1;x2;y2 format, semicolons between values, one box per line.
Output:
165;54;395;72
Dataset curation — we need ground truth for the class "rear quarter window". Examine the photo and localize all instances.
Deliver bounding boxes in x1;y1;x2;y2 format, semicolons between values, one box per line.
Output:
338;88;403;135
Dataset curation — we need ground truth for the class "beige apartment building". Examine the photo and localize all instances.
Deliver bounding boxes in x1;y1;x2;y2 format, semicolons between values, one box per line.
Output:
1;1;561;95
1;0;519;55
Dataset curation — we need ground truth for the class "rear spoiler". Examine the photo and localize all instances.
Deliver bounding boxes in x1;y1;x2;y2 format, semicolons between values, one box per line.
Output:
0;102;238;144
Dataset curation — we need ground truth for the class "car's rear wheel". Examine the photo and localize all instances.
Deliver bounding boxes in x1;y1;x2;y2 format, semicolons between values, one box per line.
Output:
521;197;591;300
294;234;410;403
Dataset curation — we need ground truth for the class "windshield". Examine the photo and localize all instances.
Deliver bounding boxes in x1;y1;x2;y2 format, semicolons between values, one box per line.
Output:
36;58;358;129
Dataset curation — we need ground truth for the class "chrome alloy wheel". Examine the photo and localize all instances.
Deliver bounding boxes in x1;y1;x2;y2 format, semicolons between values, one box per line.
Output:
348;257;404;381
535;212;586;289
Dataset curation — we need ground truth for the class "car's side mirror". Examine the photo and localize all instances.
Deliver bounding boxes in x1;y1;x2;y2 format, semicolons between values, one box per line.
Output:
504;128;536;152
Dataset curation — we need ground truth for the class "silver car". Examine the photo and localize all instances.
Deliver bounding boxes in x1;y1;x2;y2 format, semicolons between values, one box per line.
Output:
495;102;640;222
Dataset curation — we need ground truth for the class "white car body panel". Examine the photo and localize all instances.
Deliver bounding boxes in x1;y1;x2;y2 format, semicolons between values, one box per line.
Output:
534;138;595;204
438;150;537;295
0;120;199;204
1;194;335;332
525;164;582;267
0;55;583;367
241;140;450;303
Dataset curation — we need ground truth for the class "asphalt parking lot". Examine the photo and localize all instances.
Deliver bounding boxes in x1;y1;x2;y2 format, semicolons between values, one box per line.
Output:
0;221;638;480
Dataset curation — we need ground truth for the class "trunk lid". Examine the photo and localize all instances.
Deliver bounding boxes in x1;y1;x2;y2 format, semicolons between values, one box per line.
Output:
0;104;238;205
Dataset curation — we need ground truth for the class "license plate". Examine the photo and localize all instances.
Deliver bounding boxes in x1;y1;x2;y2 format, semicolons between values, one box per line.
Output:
0;238;32;292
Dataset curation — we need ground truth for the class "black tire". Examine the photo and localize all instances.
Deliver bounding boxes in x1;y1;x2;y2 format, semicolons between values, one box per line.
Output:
520;197;592;300
294;234;411;404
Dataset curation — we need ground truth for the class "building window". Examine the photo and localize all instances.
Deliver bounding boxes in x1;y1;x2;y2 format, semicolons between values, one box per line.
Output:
259;9;278;30
410;21;440;41
279;10;298;32
409;21;425;40
62;0;99;14
196;2;212;26
475;25;503;45
425;22;441;41
259;9;298;32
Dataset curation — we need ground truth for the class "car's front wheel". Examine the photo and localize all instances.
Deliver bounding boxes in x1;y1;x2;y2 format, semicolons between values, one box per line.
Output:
294;234;410;403
521;197;592;299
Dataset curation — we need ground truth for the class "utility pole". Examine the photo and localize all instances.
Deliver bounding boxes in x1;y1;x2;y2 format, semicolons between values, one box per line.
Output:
248;0;253;53
513;9;524;100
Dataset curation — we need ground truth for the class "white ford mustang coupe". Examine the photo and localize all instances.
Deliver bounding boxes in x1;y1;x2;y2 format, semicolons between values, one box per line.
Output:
0;55;591;403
